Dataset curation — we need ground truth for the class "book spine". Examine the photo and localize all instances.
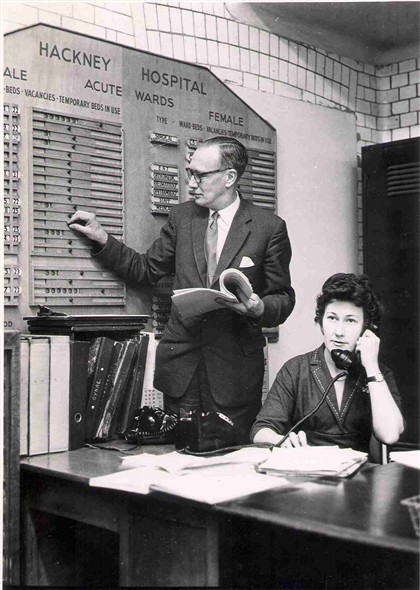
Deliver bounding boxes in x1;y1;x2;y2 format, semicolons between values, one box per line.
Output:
49;335;70;453
101;341;137;439
117;333;149;435
84;337;117;440
115;340;140;436
19;337;30;456
91;340;124;439
109;340;138;437
28;337;50;456
69;340;91;450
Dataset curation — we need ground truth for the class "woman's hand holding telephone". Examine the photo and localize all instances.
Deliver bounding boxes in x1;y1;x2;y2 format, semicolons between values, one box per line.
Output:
355;327;381;375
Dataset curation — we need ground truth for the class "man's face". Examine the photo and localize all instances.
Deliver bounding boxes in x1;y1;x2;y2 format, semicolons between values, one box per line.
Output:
187;145;232;210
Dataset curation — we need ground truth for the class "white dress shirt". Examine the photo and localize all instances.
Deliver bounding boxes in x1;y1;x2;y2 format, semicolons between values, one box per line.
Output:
208;194;241;262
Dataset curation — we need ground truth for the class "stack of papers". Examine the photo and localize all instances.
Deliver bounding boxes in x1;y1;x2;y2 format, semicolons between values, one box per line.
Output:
120;447;272;473
150;464;290;504
89;466;170;495
89;463;291;504
257;446;367;478
389;450;420;470
89;447;368;502
89;447;292;504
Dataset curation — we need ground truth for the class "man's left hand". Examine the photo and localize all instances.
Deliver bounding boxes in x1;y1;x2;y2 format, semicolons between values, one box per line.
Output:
216;292;264;319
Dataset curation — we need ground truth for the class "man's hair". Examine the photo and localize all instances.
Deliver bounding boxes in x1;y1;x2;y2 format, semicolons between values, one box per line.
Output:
314;273;383;331
200;136;248;180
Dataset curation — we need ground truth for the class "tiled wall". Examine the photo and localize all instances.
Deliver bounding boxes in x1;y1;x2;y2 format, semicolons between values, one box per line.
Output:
3;1;420;270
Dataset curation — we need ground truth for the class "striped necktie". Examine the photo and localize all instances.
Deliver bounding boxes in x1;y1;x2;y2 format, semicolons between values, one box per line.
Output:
205;211;219;288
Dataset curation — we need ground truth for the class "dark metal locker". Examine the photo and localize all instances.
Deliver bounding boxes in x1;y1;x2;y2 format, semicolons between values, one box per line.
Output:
362;137;419;444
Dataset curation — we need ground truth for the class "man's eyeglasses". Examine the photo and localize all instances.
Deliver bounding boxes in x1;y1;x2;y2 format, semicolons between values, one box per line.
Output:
186;167;229;184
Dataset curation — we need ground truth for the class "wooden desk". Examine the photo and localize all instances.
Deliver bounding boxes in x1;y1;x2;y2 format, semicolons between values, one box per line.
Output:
20;449;419;588
219;462;420;588
20;446;223;587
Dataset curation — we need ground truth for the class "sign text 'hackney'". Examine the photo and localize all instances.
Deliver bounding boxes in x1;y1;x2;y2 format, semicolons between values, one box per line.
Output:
39;41;112;72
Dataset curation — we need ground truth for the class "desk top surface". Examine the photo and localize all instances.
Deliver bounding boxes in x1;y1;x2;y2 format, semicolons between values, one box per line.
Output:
219;461;420;553
21;444;173;482
21;447;420;553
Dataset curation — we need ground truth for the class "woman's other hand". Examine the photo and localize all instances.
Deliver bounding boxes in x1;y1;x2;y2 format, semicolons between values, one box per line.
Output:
281;430;308;448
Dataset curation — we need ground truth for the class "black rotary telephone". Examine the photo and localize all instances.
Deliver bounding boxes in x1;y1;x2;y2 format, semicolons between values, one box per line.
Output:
123;406;236;451
124;406;178;444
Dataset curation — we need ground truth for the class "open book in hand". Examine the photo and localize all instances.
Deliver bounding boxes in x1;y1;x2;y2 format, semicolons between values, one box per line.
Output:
171;268;253;319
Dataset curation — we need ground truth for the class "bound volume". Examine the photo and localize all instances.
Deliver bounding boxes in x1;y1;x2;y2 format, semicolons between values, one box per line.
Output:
95;340;137;439
20;335;71;456
69;340;91;450
171;268;253;319
85;335;151;441
24;313;148;335
20;331;152;451
116;333;150;436
84;337;118;440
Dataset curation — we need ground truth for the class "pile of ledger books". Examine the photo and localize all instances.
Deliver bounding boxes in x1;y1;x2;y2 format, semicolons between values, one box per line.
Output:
84;334;150;442
20;324;162;456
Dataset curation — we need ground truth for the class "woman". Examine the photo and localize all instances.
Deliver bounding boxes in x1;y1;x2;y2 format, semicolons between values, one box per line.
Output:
251;273;404;454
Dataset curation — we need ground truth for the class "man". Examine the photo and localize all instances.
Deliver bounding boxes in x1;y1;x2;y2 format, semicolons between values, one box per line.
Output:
68;136;295;443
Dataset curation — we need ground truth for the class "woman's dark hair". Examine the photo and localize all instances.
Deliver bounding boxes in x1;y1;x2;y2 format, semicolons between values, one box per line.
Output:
314;273;383;331
200;136;248;179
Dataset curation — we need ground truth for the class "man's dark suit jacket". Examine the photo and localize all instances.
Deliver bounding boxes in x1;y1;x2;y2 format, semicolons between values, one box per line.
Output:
94;197;295;409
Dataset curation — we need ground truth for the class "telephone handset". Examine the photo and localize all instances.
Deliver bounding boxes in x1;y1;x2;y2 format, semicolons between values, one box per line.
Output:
124;406;178;444
331;322;378;370
331;348;359;370
362;321;378;336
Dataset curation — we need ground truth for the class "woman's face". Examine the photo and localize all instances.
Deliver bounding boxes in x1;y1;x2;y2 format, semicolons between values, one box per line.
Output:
321;299;365;353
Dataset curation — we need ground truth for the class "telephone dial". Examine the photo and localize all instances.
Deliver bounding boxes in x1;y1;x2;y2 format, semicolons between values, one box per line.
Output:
124;406;178;444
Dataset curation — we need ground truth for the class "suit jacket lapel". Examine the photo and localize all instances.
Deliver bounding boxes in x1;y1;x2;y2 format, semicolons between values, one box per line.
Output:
192;206;209;287
212;197;252;286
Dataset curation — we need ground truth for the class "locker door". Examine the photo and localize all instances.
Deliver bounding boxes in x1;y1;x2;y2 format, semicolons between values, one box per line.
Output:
362;138;419;444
